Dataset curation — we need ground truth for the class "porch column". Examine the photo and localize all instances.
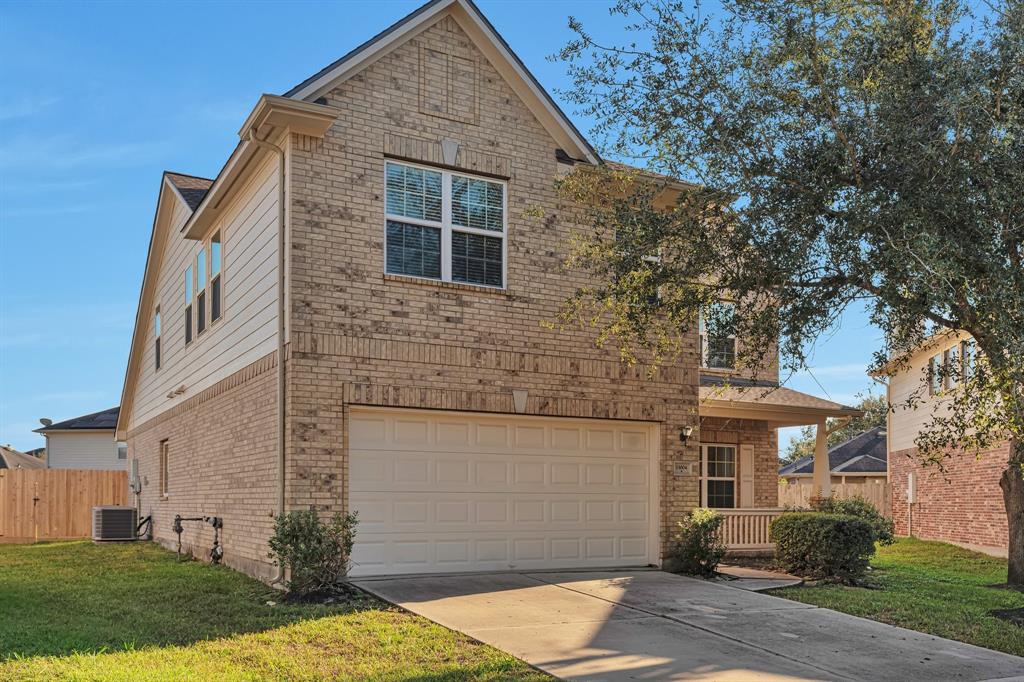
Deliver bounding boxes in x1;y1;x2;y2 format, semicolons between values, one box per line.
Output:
812;419;831;498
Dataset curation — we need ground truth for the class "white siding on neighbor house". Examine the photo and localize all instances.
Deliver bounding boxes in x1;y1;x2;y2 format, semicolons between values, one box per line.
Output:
45;431;124;470
129;154;282;430
888;331;970;453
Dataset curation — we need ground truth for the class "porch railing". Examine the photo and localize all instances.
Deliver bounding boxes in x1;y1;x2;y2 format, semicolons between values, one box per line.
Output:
717;508;785;551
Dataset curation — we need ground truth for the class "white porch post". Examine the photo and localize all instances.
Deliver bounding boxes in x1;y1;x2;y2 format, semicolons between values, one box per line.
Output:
812;419;831;498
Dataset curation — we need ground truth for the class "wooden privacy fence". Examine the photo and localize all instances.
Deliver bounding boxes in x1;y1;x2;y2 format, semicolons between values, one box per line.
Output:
778;479;892;516
0;469;128;542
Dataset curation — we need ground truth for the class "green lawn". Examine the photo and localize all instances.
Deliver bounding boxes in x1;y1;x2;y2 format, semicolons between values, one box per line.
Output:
771;537;1024;657
0;541;550;681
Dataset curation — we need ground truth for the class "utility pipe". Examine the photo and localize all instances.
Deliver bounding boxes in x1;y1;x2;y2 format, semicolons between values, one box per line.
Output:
247;127;287;584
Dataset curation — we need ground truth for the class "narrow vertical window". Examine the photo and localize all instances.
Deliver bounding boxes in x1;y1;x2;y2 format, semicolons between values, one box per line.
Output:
928;354;942;396
154;307;161;370
196;248;207;335
210;231;222;322
700;302;737;370
944;345;960;389
159;440;169;497
961;338;976;379
184;265;193;345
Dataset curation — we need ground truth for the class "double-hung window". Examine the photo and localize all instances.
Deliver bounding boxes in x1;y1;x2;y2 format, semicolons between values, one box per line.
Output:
384;161;506;288
700;302;736;370
184;265;193;345
928;353;942;395
700;444;737;508
196;248;207;335
943;344;960;389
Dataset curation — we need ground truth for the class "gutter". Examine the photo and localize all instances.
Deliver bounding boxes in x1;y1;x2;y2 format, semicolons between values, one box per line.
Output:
246;127;288;584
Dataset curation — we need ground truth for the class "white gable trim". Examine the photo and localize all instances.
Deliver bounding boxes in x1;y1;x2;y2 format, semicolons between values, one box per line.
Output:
284;0;599;165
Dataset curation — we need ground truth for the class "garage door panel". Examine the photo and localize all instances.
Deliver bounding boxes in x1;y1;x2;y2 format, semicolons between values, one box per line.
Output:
349;409;657;576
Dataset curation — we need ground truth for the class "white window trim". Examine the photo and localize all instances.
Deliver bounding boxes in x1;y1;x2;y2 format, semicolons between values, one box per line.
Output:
699;303;737;370
383;159;508;289
700;443;737;509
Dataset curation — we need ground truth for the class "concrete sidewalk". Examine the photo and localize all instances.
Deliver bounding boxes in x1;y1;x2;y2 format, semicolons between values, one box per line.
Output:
355;570;1024;682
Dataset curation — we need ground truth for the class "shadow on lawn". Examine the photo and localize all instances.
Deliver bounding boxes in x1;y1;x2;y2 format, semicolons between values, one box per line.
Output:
0;540;381;659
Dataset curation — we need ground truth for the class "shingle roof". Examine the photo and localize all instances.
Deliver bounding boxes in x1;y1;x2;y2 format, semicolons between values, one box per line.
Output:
35;406;119;432
778;426;887;476
0;445;46;470
165;172;213;211
700;374;859;413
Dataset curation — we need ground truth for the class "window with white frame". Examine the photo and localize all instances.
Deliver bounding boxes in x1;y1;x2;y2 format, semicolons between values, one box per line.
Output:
384;161;506;288
700;444;737;508
184;265;193;345
159;440;169;497
210;231;222;322
196;247;207;335
154;307;161;370
943;344;960;389
699;302;736;370
928;353;942;395
961;338;976;379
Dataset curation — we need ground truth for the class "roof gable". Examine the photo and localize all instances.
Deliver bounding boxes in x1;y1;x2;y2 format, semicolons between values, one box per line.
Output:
284;0;598;165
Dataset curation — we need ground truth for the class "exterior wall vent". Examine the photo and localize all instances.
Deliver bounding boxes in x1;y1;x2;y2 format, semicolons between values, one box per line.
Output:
92;506;138;542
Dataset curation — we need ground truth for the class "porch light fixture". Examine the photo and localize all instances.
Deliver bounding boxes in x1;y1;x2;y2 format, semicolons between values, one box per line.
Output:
679;425;694;445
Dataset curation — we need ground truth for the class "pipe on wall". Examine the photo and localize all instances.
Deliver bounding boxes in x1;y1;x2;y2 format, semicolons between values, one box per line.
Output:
247;127;287;584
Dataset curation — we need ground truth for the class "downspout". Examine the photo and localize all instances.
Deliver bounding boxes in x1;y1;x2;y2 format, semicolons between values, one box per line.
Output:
247;127;287;584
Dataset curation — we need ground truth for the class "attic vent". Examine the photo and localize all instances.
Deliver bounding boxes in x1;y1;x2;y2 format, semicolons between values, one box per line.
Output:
92;506;138;542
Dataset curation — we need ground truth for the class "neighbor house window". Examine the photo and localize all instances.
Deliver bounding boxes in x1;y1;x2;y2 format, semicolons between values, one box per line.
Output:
196;247;207;335
184;265;193;345
700;444;736;508
210;231;222;322
961;338;976;379
944;344;960;389
928;353;942;395
384;161;506;288
117;442;128;460
700;302;736;370
154;307;161;370
159;440;169;497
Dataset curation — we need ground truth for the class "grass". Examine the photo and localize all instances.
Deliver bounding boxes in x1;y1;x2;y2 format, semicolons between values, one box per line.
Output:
770;537;1024;657
0;541;550;681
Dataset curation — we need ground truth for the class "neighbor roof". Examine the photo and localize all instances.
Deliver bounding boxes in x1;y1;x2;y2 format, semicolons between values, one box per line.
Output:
0;445;46;470
165;172;214;211
778;426;888;476
35;406;119;433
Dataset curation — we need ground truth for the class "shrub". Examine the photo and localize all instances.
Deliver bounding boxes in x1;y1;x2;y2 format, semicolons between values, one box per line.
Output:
811;495;896;545
769;512;875;581
268;510;358;597
666;508;727;577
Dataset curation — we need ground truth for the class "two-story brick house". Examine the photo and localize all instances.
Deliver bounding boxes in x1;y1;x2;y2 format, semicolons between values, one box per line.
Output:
116;0;858;579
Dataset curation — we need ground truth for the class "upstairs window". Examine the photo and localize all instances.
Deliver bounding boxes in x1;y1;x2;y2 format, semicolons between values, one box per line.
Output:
384;161;506;288
196;248;207;335
943;344;960;389
961;338;976;379
700;302;736;370
928;353;942;395
184;265;193;345
210;231;222;322
154;307;161;370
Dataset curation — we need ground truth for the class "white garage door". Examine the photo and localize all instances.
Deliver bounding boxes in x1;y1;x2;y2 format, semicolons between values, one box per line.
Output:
348;408;659;576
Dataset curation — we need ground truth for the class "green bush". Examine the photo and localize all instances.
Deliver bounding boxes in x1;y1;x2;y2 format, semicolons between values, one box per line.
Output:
769;512;875;581
268;510;358;597
811;495;896;545
666;508;727;577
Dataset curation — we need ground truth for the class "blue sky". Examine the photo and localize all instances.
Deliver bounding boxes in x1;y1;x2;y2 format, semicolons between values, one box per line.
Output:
0;0;881;453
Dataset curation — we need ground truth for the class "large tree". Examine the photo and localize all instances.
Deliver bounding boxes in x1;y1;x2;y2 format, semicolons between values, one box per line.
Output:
554;0;1024;582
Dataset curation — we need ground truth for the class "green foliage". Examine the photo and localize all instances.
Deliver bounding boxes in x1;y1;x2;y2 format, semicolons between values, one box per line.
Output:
780;393;889;465
811;495;896;546
770;512;876;581
268;510;358;597
666;507;727;577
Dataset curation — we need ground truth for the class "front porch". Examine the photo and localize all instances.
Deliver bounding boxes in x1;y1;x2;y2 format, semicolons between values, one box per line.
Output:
697;375;862;552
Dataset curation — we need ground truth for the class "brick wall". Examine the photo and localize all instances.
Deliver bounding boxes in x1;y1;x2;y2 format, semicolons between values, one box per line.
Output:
890;442;1009;553
699;417;779;507
128;353;279;579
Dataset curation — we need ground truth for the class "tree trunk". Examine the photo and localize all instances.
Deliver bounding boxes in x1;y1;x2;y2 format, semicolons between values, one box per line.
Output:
1001;439;1024;586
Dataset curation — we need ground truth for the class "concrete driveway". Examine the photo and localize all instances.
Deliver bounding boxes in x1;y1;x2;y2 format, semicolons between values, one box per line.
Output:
354;570;1024;682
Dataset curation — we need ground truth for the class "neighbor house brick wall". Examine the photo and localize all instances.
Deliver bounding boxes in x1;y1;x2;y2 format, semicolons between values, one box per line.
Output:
890;442;1010;553
282;15;719;555
128;353;279;579
699;417;779;508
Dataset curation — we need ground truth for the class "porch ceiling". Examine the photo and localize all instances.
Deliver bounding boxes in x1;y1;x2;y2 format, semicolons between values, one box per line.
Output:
699;375;862;427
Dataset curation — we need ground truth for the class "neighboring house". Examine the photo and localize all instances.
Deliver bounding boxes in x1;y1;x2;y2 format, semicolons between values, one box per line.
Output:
34;407;126;471
24;447;47;462
0;445;46;470
779;426;888;486
115;0;857;580
876;331;1009;557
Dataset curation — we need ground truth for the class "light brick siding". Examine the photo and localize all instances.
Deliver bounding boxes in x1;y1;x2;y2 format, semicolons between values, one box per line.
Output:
129;354;280;579
890;442;1010;553
700;417;779;507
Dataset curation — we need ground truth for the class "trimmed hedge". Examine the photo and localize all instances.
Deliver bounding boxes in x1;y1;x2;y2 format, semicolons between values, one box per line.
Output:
811;496;896;545
769;512;876;580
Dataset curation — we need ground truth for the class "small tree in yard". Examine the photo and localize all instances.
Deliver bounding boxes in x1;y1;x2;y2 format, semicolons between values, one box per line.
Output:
269;510;358;598
554;1;1024;583
667;507;728;577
